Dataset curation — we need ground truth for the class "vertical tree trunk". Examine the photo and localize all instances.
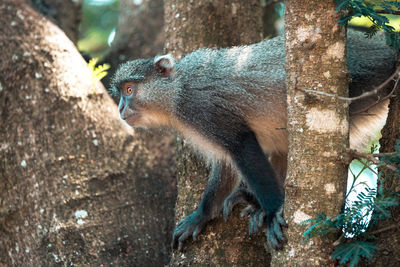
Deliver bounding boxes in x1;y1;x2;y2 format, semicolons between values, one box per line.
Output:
273;1;349;265
164;0;269;265
0;1;176;266
164;0;262;58
369;69;400;265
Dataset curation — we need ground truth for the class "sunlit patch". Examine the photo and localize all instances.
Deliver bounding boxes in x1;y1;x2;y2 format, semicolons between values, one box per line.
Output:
306;108;347;134
293;209;312;224
235;46;253;71
324;183;336;195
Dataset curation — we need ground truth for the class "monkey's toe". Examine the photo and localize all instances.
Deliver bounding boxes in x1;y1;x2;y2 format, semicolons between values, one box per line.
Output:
172;210;208;251
248;209;266;235
223;189;248;221
266;207;287;250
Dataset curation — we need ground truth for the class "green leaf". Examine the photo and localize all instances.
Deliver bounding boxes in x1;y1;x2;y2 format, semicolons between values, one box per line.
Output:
88;58;99;72
335;0;350;12
87;58;110;82
331;241;378;267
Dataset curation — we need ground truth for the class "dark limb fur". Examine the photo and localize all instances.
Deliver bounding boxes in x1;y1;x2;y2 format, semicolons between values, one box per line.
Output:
229;130;286;249
172;161;238;251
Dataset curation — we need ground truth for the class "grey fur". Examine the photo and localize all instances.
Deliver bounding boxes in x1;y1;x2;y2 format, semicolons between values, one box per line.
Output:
111;29;396;250
111;29;395;155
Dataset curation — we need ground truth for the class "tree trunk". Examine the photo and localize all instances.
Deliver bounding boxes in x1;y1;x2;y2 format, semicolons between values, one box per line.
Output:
164;0;269;265
272;1;349;265
164;0;263;58
31;0;82;44
0;1;176;266
102;0;164;88
369;67;400;265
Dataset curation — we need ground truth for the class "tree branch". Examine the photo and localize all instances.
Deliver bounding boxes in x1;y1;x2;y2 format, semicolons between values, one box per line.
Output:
346;148;398;172
370;224;400;235
375;10;400;16
352;70;400;115
299;68;400;104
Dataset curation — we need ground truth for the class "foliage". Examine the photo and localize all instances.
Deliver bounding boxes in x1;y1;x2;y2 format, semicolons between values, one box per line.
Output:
303;140;400;266
335;0;400;49
88;58;110;81
78;0;119;58
88;58;110;92
331;241;378;267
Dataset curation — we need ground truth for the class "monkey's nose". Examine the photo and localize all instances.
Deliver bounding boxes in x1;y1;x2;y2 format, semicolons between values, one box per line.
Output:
119;104;125;114
118;98;126;115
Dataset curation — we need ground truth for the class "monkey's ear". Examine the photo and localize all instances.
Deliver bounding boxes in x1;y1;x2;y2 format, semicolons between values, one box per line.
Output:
154;54;175;78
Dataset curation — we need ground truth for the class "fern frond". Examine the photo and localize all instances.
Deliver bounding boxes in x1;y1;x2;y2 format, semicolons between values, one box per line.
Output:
331;241;377;267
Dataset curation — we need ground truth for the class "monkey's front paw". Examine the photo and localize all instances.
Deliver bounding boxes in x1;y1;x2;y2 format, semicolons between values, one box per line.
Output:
266;207;288;250
172;211;208;251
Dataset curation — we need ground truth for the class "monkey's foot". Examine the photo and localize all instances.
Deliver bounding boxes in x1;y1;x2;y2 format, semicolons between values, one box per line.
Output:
172;210;208;251
223;187;259;220
223;188;249;220
224;190;288;250
240;205;267;235
266;206;288;250
223;187;266;234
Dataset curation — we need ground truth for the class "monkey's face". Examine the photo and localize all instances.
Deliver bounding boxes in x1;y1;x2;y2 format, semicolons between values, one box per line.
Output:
112;55;176;128
118;81;144;126
117;80;170;128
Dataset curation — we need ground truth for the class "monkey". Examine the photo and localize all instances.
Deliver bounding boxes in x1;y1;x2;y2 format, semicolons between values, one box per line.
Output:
110;29;396;251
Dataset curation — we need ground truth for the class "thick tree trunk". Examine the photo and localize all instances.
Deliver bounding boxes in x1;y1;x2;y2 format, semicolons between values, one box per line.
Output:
164;0;269;265
369;69;400;265
102;0;164;88
0;1;176;266
272;1;349;265
164;0;263;58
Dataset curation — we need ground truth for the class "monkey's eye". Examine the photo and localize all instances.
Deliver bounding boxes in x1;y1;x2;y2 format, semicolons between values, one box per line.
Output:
122;82;135;96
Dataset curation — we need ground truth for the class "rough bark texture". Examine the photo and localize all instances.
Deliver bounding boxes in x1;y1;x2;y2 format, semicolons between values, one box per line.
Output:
273;1;349;265
102;0;164;88
0;1;176;266
31;0;82;44
369;69;400;265
164;0;269;265
164;0;263;59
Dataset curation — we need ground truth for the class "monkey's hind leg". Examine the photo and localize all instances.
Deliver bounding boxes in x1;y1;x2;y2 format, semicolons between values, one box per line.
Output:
223;152;288;237
172;161;238;251
230;130;287;250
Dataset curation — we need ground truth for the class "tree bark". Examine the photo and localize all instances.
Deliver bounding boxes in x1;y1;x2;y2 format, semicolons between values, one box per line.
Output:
164;0;263;58
164;0;269;265
102;0;164;88
273;1;349;265
369;65;400;265
0;1;176;266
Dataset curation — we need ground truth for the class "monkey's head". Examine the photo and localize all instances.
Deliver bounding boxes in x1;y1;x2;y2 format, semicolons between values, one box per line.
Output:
110;54;176;127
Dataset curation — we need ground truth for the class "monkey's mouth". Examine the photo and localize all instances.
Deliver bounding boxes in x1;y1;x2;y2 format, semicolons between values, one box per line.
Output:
120;108;141;125
122;114;141;127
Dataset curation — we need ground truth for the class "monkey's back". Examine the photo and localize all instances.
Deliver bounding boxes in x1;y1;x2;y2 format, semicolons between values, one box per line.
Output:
174;30;396;155
175;37;288;154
